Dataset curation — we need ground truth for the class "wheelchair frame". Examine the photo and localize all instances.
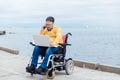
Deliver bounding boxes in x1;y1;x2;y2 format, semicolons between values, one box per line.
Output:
27;32;74;79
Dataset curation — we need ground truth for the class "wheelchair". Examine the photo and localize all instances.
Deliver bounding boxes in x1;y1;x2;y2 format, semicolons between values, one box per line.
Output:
26;32;74;79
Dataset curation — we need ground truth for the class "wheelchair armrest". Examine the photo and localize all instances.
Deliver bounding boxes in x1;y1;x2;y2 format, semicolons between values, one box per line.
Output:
29;42;36;46
59;43;71;46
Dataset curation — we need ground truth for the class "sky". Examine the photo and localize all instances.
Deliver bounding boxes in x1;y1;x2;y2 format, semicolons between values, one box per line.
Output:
0;0;120;29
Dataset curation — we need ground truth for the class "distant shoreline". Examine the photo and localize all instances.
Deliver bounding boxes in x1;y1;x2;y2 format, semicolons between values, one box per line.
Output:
0;31;6;35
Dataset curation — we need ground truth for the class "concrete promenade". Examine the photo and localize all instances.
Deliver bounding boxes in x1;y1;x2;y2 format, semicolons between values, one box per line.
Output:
0;50;120;80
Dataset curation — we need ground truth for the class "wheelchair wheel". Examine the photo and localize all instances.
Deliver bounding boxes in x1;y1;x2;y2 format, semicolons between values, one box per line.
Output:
46;68;55;79
65;59;74;75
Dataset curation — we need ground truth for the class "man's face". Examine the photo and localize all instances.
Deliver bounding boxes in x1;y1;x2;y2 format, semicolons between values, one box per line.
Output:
45;21;54;31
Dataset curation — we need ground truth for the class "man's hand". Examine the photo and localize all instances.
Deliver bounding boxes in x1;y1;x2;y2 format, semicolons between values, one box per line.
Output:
42;25;46;29
50;43;55;47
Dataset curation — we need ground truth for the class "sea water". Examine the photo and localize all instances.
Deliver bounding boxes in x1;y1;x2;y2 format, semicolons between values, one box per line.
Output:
0;26;120;66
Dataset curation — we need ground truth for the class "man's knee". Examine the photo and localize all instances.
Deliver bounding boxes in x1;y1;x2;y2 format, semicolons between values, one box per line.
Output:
32;46;41;56
45;48;52;55
34;46;40;50
46;47;58;55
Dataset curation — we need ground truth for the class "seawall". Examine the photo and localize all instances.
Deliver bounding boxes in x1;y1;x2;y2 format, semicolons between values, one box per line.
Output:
74;60;120;74
0;47;19;55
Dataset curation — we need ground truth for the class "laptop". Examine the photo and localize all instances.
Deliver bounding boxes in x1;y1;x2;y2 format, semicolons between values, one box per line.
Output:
33;35;50;47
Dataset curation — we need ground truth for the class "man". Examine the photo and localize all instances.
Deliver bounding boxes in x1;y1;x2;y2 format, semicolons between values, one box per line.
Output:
26;16;63;75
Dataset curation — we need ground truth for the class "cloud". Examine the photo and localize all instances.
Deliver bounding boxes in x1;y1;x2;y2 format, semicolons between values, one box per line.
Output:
0;0;120;27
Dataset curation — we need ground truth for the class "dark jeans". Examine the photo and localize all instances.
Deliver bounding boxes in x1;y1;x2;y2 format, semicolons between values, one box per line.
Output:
31;46;59;68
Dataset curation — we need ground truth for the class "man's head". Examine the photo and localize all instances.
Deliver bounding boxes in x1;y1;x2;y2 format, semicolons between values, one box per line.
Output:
45;16;55;31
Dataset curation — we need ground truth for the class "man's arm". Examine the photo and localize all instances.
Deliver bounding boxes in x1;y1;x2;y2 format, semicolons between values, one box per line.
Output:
51;28;63;46
40;25;46;35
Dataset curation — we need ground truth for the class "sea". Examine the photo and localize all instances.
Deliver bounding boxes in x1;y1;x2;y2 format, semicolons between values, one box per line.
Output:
0;26;120;67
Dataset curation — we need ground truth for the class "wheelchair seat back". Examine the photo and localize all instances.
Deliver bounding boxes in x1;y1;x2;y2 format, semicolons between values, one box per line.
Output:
53;33;72;62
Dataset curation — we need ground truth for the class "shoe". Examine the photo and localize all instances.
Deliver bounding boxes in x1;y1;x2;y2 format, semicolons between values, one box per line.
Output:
26;64;36;73
36;67;47;75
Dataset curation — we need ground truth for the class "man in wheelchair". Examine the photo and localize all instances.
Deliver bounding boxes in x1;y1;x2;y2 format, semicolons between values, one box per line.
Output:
26;16;74;78
26;16;63;74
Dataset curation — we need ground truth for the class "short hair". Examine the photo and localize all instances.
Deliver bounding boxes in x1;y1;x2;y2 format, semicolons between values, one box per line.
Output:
46;16;55;23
